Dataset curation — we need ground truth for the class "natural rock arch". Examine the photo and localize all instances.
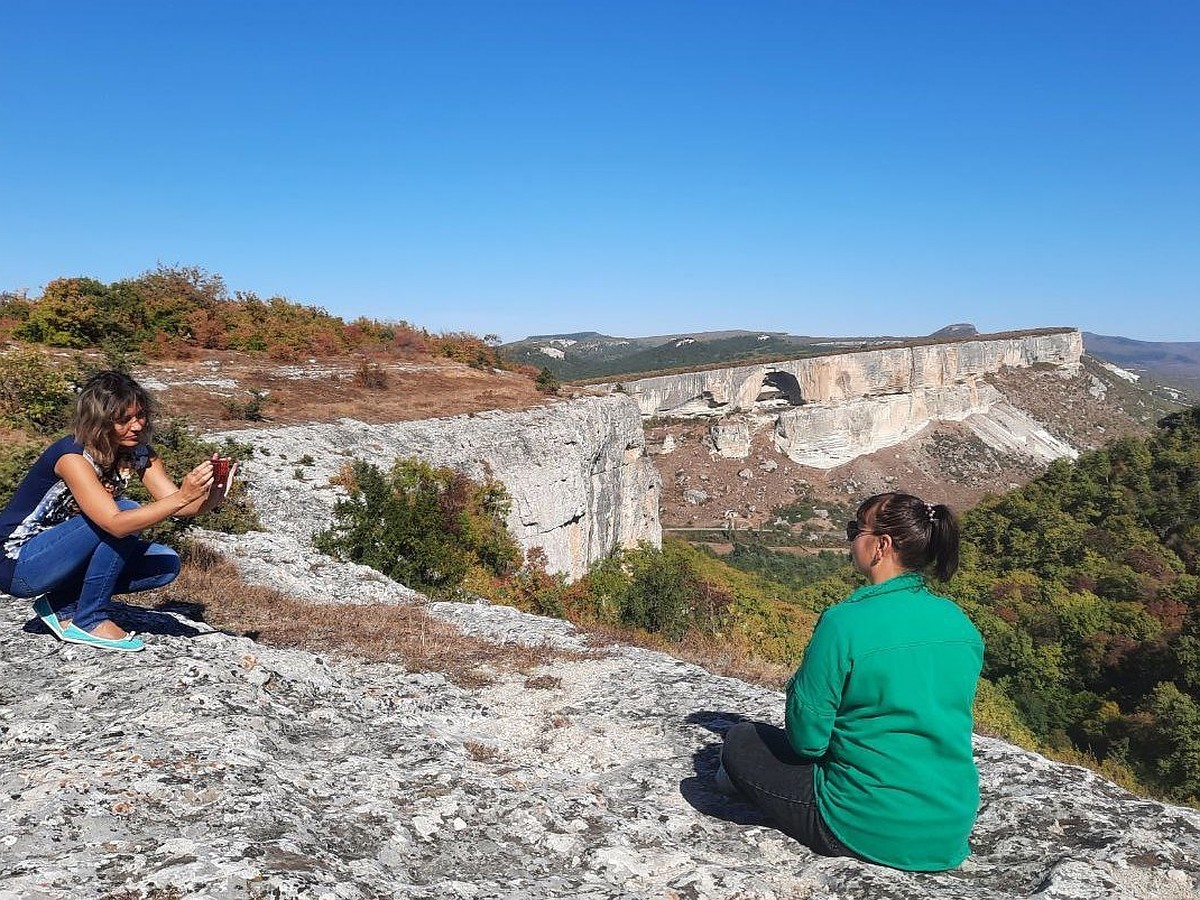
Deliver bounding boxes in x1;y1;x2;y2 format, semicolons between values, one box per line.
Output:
756;371;804;407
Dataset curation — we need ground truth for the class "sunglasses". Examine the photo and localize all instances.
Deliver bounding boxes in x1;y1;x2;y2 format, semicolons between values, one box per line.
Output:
845;521;881;542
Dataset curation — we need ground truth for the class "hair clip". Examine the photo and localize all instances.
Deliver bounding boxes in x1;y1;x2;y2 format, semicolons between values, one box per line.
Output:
925;502;936;522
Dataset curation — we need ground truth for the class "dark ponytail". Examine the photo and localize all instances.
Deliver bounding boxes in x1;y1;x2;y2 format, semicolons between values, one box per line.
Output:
857;492;960;582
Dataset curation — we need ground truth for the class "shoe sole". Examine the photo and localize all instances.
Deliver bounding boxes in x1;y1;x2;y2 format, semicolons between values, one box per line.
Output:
60;624;145;652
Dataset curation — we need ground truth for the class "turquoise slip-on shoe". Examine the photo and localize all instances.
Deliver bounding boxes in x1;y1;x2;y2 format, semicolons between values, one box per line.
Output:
60;623;145;653
32;597;64;640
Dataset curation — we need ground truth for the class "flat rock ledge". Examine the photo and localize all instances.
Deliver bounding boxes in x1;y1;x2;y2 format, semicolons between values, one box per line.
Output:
1;416;1198;899
2;597;1198;900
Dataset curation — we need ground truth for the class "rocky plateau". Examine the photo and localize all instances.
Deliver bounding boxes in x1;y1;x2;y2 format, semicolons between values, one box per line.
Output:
2;395;1199;899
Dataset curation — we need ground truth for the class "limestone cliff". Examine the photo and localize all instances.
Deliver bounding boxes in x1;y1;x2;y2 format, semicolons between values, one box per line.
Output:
608;329;1084;468
208;395;661;580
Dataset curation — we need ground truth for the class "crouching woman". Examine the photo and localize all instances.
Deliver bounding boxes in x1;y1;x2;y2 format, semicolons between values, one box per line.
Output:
0;371;234;652
718;492;984;871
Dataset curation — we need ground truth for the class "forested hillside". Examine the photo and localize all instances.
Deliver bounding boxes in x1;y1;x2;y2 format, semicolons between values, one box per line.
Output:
952;408;1200;799
736;409;1200;801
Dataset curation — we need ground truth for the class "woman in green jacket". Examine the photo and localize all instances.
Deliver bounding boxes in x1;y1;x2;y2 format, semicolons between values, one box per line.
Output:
718;492;984;871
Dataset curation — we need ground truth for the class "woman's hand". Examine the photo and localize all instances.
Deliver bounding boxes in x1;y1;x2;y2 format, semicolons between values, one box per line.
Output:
181;459;216;503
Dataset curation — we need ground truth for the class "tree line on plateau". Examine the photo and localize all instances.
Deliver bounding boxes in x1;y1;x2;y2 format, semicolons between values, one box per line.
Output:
0;265;509;368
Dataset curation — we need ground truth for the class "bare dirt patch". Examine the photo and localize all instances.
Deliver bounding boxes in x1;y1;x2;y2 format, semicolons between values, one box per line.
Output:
133;350;554;430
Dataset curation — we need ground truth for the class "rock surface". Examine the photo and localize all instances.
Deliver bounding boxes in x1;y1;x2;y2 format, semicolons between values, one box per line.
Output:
3;592;1198;899
610;331;1083;418
774;382;1078;469
208;395;661;580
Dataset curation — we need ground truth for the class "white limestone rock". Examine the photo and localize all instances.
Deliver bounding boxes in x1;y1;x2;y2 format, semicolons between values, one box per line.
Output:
773;383;1078;469
207;395;661;580
707;422;752;459
606;331;1083;418
601;331;1084;471
1;593;1197;900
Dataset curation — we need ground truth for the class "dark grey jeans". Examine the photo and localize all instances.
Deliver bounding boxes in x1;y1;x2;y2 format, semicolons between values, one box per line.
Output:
720;721;856;858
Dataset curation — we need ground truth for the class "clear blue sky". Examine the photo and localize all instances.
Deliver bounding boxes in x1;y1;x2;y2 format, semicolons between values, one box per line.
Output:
2;2;1196;342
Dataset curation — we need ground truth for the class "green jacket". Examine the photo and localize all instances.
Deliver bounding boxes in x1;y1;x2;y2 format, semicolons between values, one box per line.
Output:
785;571;984;871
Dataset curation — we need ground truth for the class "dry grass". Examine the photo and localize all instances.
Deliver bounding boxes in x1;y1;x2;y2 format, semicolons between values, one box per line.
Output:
572;618;793;690
142;542;789;694
140;542;588;687
136;350;549;433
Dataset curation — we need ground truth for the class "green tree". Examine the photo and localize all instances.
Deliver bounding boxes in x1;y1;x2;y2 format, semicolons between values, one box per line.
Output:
1139;682;1200;801
0;350;78;434
15;277;109;347
535;367;561;395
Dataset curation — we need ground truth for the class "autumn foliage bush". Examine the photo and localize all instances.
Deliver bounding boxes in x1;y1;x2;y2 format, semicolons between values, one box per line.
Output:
0;265;511;370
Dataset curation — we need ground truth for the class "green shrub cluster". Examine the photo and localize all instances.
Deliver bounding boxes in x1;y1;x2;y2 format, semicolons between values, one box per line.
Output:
0;350;79;434
314;458;520;596
581;542;708;640
724;543;848;586
535;367;561;395
223;389;271;422
524;537;818;661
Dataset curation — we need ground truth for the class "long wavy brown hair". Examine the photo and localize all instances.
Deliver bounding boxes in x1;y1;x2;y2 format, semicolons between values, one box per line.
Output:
72;371;155;473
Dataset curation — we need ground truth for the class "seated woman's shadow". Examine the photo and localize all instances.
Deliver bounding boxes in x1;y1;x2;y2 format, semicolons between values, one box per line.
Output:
680;710;771;827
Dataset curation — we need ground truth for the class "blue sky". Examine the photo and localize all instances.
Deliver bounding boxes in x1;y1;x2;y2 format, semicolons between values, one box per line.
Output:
1;2;1196;342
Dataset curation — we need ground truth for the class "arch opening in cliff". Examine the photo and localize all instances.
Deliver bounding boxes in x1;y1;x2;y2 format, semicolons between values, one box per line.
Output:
756;371;804;408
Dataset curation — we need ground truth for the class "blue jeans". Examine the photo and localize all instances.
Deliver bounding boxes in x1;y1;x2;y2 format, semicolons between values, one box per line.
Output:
7;499;180;632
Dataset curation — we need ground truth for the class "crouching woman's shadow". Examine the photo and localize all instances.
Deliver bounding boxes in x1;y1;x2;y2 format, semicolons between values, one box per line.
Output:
678;710;770;826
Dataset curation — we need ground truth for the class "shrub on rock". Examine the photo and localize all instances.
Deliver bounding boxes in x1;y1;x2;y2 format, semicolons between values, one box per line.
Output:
314;458;520;597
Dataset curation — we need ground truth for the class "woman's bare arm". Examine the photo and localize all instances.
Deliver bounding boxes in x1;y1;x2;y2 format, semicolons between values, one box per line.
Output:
141;455;235;516
55;453;214;538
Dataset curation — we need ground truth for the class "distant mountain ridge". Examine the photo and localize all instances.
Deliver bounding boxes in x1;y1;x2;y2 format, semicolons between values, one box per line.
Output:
504;325;1200;403
502;324;983;381
1083;332;1200;398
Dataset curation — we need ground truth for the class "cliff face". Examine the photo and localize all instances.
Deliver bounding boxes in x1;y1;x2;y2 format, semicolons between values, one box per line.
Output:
774;382;1077;468
614;331;1083;416
610;330;1084;468
209;394;661;580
